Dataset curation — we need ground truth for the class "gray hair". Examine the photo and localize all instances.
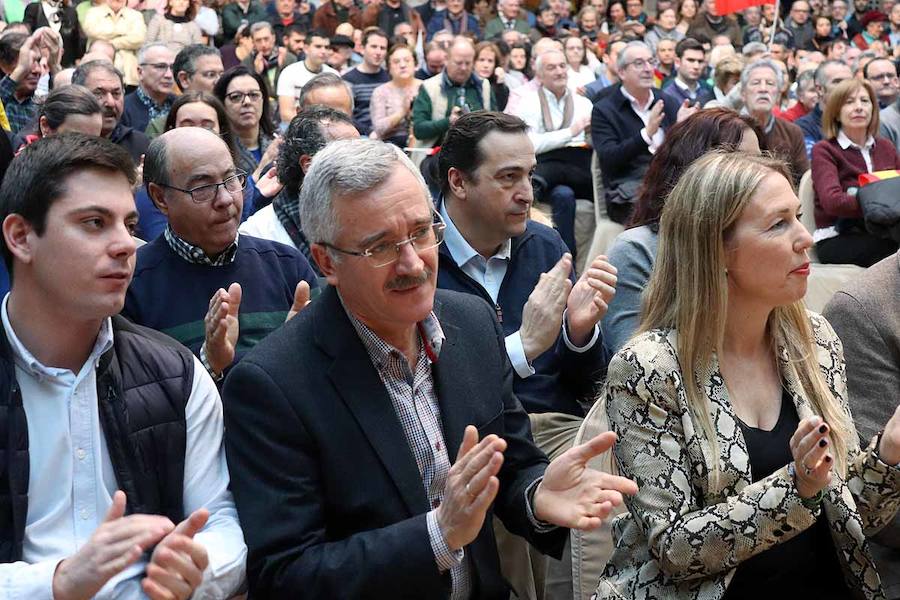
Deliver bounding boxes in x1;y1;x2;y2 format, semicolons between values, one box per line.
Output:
72;60;125;89
250;21;275;36
741;58;784;90
534;48;565;74
299;139;432;247
298;72;355;112
814;59;848;86
137;42;171;65
741;41;767;57
617;41;651;73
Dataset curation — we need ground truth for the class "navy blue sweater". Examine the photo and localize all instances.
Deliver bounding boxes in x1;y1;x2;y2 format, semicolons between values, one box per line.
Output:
123;235;318;365
436;219;610;417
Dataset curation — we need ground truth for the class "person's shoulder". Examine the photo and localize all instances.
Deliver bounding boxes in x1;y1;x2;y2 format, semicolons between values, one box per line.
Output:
133;235;175;273
611;224;658;252
607;327;679;380
435;287;497;323
239;233;304;260
775;115;804;136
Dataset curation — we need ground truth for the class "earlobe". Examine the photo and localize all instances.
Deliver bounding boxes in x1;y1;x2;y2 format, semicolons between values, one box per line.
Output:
38;115;50;137
2;214;35;267
299;154;313;174
310;243;340;286
446;167;467;200
148;183;170;215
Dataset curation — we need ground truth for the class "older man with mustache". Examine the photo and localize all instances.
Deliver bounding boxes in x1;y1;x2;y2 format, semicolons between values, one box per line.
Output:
741;58;810;187
122;127;317;383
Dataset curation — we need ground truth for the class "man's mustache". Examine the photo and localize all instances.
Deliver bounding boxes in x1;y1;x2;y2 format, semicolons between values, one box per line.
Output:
386;267;432;290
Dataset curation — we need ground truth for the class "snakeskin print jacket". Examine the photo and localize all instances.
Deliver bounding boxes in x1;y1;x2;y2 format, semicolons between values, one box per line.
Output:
594;312;900;600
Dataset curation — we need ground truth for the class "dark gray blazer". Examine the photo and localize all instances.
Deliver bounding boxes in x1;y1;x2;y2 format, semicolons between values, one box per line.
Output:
824;251;900;599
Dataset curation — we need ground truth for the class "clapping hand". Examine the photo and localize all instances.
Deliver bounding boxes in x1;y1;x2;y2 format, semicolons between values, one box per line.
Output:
877;404;900;466
204;282;241;375
565;255;617;345
142;509;210;600
533;432;638;529
789;416;834;498
520;254;573;362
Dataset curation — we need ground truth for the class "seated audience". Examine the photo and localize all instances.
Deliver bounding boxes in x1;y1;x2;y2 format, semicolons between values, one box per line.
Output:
602;108;763;354
275;30;337;124
0;29;62;135
824;251;900;600
15;85;102;152
863;57;900;108
426;0;481;40
121;42;176;133
222;136;638;598
123;127;317;380
796;59;853;156
474;41;509;111
82;0;146;88
811;78;900;266
371;43;422;147
0;133;246;598
597;150;900;599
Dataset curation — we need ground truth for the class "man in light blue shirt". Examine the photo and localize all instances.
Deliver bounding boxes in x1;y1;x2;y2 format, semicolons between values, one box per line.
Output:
0;134;246;599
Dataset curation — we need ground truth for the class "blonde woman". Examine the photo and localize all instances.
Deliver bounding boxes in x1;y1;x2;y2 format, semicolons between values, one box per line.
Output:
595;152;900;600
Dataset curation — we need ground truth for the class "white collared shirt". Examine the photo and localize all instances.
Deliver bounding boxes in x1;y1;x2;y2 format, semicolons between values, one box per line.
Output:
0;295;246;599
439;202;599;379
512;85;594;155
837;129;876;173
620;86;664;153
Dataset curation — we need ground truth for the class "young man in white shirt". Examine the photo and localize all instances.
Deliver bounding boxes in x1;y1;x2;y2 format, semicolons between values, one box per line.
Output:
276;30;338;124
0;134;246;600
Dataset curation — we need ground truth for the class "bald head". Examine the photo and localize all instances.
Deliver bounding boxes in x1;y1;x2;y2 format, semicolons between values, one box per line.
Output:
145;127;232;188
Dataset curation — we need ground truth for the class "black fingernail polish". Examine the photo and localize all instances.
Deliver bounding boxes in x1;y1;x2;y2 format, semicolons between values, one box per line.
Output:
819;425;827;434
819;439;827;447
825;455;832;463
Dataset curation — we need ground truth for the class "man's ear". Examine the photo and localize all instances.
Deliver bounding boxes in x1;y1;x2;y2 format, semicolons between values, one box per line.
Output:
300;154;313;174
176;70;190;91
446;166;468;201
310;243;339;286
147;183;170;216
2;214;35;268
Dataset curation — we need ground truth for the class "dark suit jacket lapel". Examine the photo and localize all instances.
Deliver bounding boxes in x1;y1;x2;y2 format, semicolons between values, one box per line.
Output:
316;286;429;516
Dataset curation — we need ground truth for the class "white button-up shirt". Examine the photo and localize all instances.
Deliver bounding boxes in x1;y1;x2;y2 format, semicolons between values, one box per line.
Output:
512;85;594;155
620;86;665;153
0;295;246;600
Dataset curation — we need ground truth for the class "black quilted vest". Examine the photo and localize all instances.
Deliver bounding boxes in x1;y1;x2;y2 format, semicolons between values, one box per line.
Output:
0;315;194;562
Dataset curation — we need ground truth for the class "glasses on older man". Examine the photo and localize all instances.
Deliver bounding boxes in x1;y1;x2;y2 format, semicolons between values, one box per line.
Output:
321;216;446;268
157;172;248;204
626;57;658;70
140;62;174;73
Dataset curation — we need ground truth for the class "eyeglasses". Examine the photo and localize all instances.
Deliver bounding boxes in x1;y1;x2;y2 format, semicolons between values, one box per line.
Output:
197;69;224;80
225;90;264;104
140;62;174;72
626;57;658;70
321;219;446;268
157;172;248;204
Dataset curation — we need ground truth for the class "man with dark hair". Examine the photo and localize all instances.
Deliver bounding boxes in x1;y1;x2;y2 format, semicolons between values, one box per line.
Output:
240;106;359;271
0;28;63;134
146;44;224;139
282;22;308;57
436;110;618;598
662;38;714;107
0;133;246;598
121;42;176;133
277;30;338;124
124;127;317;382
221;136;637;598
342;28;390;136
72;60;150;162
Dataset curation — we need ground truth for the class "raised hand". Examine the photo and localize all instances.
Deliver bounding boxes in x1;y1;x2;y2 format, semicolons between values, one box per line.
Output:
533;432;638;530
436;426;507;551
204;282;242;375
566;255;617;345
286;280;311;321
142;509;211;600
676;98;699;122
53;491;175;600
520;254;573;362
789;415;835;498
645;100;665;138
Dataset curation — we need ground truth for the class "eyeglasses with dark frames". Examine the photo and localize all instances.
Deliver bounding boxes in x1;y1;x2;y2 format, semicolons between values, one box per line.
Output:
320;215;446;268
156;172;248;204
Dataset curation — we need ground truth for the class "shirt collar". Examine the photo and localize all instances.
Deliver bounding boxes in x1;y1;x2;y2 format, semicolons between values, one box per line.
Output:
837;129;875;151
438;197;512;267
164;225;239;266
541;85;568;104
341;292;445;365
620;85;654;112
136;86;172;112
673;76;696;93
0;293;114;380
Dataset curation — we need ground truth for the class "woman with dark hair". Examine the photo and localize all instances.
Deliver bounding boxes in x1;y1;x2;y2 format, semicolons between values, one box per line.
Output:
506;40;532;85
16;84;103;151
473;41;509;110
214;65;278;176
145;0;204;52
601;108;766;353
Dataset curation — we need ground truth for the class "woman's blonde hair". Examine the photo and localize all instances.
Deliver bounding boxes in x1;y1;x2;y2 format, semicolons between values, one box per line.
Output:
822;78;880;139
639;151;855;481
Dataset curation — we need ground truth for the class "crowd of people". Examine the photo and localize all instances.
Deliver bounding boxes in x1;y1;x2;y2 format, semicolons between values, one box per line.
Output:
0;0;899;598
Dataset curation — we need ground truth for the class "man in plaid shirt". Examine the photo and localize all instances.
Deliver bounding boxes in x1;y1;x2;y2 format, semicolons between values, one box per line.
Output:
0;28;63;135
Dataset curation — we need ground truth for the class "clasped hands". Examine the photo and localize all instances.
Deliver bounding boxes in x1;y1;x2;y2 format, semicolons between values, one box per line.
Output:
52;491;209;600
436;425;638;551
520;253;617;363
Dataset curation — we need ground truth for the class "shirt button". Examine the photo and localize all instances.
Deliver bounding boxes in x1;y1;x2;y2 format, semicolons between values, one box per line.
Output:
76;448;86;460
80;509;88;520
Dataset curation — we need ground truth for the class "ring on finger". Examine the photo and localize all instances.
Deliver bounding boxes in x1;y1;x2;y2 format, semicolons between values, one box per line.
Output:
465;482;474;501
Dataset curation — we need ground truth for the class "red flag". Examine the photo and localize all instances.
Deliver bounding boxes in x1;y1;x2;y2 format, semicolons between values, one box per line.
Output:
716;0;774;16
